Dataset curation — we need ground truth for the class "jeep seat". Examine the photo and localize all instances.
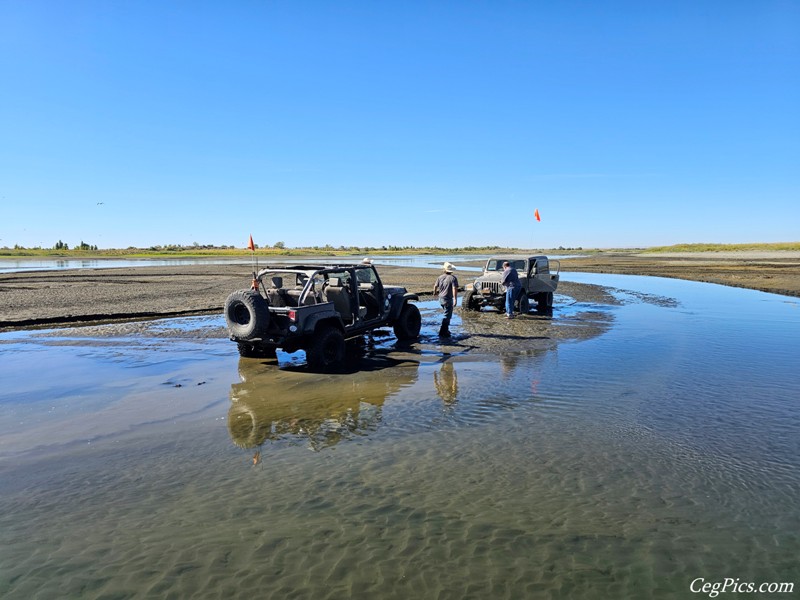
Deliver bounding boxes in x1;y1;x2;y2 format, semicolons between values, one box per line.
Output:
266;276;287;307
323;278;353;320
285;288;316;306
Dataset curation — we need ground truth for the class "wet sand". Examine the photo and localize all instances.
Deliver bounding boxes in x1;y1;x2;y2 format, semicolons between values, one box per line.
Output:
1;250;797;331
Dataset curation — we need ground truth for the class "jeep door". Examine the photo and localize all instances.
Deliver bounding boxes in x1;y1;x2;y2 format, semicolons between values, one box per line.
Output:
355;266;386;321
528;258;554;293
526;259;540;293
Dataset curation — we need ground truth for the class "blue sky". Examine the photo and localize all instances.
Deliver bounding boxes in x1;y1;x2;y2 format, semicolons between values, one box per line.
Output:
1;1;798;250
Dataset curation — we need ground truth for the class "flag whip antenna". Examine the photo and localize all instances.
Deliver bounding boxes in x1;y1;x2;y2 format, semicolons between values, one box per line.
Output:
247;234;259;290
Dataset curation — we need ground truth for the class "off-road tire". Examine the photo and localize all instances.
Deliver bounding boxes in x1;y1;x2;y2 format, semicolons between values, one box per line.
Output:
237;342;277;359
461;289;479;311
536;292;554;310
518;293;530;314
225;290;270;341
393;303;421;340
306;326;346;371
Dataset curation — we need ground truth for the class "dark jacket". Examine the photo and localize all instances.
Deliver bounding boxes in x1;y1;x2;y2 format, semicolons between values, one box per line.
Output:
500;267;520;289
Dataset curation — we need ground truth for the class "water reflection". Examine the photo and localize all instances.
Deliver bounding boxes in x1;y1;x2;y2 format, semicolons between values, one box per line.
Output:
500;353;519;378
2;276;798;599
433;361;458;405
229;356;420;453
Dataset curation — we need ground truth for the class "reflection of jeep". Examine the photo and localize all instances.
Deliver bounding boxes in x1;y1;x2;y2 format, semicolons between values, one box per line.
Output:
461;255;560;313
228;356;419;450
223;263;420;370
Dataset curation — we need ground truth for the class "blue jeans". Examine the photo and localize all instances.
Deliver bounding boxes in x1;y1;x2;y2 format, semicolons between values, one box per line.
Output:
505;287;518;315
440;297;454;331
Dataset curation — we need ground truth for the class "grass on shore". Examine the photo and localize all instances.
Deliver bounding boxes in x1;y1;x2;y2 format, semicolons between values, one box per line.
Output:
643;242;800;253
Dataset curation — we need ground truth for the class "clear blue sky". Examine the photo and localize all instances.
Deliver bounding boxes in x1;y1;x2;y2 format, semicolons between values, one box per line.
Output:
2;1;798;250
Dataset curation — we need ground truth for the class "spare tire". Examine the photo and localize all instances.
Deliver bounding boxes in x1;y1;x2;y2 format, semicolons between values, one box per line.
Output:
224;290;270;341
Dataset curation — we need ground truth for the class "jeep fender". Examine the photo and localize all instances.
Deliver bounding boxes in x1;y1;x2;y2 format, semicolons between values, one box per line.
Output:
305;313;345;335
388;293;418;321
280;314;343;354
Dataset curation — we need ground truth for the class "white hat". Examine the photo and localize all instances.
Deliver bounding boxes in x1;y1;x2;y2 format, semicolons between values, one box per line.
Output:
443;262;456;273
361;257;373;264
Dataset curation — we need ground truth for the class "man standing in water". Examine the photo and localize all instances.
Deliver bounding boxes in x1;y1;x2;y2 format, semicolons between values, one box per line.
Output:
434;262;459;337
500;261;520;319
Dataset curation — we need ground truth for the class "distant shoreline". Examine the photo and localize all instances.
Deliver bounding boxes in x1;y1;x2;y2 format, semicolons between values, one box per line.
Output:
1;241;798;260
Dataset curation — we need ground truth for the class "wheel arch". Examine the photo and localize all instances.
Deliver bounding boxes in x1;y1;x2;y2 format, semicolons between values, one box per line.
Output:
388;293;417;321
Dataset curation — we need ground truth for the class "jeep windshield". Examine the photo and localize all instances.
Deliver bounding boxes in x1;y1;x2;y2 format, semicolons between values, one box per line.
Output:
485;259;526;272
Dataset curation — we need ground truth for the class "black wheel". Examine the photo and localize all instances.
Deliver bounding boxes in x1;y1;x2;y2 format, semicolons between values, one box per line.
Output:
237;342;277;358
518;293;530;314
306;326;346;371
461;289;479;311
393;303;421;340
536;292;554;310
225;290;270;340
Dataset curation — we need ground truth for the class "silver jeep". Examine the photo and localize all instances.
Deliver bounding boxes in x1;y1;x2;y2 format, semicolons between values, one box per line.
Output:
461;255;560;313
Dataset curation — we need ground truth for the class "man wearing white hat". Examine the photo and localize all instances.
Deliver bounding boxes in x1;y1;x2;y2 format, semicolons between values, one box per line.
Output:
433;262;459;337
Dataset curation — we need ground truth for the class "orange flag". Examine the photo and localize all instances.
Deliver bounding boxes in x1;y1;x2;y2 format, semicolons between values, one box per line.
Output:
534;208;541;222
247;234;255;251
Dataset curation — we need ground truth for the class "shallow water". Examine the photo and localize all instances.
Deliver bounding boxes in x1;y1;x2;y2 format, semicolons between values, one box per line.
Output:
0;255;475;273
0;253;577;273
0;275;798;599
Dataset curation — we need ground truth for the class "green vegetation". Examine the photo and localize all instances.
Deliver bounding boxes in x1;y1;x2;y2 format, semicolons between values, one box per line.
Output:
644;242;800;253
1;242;519;259
2;241;796;259
52;240;99;251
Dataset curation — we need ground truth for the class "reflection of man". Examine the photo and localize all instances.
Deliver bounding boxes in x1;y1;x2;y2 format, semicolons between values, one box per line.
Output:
434;262;459;337
434;361;458;405
500;354;519;377
500;261;520;319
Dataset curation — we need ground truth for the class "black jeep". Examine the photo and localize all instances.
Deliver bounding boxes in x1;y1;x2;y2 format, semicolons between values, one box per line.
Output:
223;263;420;370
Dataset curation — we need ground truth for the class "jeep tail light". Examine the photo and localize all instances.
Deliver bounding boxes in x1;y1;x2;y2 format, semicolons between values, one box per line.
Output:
288;309;297;321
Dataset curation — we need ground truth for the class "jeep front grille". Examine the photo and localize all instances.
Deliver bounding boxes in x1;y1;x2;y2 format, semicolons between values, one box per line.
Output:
479;281;503;294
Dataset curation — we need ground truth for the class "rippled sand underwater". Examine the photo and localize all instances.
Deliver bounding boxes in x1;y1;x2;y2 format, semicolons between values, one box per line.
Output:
1;280;798;599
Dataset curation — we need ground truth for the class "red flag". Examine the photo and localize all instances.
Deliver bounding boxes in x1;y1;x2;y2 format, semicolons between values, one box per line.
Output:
247;234;255;251
534;208;541;222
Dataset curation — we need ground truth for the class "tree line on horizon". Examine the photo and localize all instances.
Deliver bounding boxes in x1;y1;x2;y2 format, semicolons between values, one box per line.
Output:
4;240;799;254
4;241;587;254
53;240;99;251
17;240;798;254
